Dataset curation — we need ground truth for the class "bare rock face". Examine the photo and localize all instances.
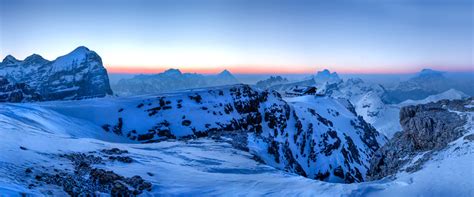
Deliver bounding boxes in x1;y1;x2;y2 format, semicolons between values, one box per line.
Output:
0;77;41;102
367;98;473;180
0;46;113;101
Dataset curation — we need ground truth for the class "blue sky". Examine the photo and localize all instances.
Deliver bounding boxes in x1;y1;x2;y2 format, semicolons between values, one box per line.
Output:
0;0;472;74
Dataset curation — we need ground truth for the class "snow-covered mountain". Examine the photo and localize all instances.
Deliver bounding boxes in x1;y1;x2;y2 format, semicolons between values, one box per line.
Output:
328;78;401;138
43;84;385;183
267;78;318;92
0;86;472;195
0;46;113;101
112;69;240;96
399;88;468;106
314;69;342;85
260;71;399;138
384;69;472;103
329;79;471;139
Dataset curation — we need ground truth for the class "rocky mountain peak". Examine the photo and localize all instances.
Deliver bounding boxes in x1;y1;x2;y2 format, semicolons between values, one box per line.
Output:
162;68;182;76
71;46;91;54
315;69;341;85
217;69;238;82
2;55;19;64
317;69;331;75
218;69;232;76
416;68;445;79
24;54;48;64
51;46;98;71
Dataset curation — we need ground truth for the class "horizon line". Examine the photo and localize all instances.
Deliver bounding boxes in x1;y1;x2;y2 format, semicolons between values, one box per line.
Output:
105;65;474;75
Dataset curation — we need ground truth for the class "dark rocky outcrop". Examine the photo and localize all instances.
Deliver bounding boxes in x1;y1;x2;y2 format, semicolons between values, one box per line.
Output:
367;98;473;180
31;151;151;195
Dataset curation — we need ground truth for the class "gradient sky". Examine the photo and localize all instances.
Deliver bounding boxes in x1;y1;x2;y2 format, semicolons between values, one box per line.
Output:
0;0;472;74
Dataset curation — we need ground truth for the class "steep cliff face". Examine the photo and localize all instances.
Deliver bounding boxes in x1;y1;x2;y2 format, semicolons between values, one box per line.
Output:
367;98;474;180
0;46;113;101
56;84;384;183
0;77;41;102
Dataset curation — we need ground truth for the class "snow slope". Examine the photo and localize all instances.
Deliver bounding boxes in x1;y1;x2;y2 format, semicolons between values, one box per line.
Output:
0;98;472;196
368;133;474;197
399;89;468;106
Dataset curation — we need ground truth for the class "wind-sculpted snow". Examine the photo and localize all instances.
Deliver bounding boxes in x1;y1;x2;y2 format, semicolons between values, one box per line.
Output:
45;84;385;183
0;46;113;101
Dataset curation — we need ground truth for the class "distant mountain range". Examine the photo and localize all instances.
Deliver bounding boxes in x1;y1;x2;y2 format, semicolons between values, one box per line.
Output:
0;46;113;101
384;69;473;103
112;69;240;96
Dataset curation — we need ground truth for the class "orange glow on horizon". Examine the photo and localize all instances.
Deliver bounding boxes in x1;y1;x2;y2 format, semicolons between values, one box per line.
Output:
105;64;474;75
106;65;317;75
